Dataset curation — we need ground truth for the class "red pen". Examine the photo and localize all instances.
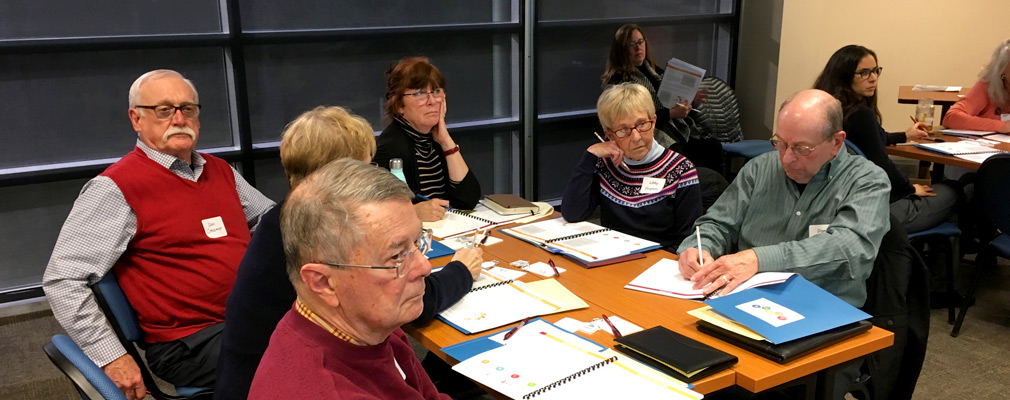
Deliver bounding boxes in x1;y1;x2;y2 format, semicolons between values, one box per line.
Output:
601;314;622;338
504;317;530;340
547;259;560;277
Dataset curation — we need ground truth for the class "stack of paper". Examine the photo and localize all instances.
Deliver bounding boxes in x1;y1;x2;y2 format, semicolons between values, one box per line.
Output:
911;84;961;92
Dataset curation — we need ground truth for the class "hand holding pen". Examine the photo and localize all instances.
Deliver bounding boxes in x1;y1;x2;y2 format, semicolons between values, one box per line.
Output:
591;132;630;170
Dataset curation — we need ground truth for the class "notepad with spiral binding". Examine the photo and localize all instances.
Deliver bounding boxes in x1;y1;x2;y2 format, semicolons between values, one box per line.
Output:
914;141;1005;155
424;204;534;239
437;273;560;334
500;218;660;265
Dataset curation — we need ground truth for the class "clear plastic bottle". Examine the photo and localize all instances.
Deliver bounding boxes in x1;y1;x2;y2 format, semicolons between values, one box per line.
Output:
389;158;407;183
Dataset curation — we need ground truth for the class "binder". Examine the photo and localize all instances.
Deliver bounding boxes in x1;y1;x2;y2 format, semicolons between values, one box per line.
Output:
500;218;660;265
913;141;1004;156
696;319;872;363
704;275;871;344
424;239;455;259
436;274;586;334
614;326;737;383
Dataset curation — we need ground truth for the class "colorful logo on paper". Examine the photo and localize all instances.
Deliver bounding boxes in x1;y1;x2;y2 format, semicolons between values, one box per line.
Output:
735;297;805;327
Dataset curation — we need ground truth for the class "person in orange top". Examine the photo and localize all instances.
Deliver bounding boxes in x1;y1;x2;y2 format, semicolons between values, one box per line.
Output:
943;39;1010;133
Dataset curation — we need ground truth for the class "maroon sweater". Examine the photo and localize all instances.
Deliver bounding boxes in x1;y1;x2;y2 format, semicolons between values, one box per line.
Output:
249;307;448;400
103;147;250;342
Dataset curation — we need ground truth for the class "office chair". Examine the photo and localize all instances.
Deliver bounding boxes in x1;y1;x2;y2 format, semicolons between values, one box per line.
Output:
951;153;1010;336
44;334;128;400
91;273;212;399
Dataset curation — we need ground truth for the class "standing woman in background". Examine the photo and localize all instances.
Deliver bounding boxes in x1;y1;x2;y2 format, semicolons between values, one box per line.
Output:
813;44;956;233
943;39;1010;133
601;24;727;209
374;57;481;221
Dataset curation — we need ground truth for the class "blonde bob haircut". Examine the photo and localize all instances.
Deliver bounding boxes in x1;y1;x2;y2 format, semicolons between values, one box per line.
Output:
597;83;657;132
280;106;377;188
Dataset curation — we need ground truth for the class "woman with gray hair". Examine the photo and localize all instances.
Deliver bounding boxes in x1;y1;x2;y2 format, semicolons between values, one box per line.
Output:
562;83;703;249
943;39;1010;132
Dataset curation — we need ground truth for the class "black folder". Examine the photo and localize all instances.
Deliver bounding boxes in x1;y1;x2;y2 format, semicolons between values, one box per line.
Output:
613;326;737;382
696;319;873;364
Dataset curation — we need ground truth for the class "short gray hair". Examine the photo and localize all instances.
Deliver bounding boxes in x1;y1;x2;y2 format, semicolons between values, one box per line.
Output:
128;69;200;109
597;83;656;131
980;39;1010;108
280;158;413;283
779;90;843;139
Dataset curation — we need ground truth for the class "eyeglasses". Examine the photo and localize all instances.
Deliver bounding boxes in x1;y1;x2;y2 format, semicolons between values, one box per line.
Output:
608;119;654;138
628;38;646;49
405;88;445;102
317;229;432;279
769;135;832;157
853;67;883;79
135;103;201;120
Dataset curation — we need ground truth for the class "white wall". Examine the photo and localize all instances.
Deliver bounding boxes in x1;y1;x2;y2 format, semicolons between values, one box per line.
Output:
739;0;1008;137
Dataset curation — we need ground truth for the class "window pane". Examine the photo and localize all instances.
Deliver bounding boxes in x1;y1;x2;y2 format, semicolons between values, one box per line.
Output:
536;117;602;201
0;1;222;39
0;48;234;170
537;23;730;115
452;130;516;196
538;0;730;21
253;158;290;204
244;34;515;143
0;179;87;290
239;0;513;31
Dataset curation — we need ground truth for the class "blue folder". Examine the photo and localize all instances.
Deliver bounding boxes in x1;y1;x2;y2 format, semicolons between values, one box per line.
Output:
425;239;455;260
704;275;871;344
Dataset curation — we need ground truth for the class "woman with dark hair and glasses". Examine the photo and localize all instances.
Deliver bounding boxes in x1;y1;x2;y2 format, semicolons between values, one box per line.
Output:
562;83;702;250
814;44;956;232
600;24;725;174
943;39;1010;132
374;57;481;221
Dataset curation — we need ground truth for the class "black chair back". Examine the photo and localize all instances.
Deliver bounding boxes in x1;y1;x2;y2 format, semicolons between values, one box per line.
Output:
977;153;1010;234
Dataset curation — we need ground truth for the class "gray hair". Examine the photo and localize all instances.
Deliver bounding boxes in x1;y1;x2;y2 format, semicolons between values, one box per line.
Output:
979;39;1010;108
128;69;200;109
280;158;413;283
778;90;843;139
597;83;656;131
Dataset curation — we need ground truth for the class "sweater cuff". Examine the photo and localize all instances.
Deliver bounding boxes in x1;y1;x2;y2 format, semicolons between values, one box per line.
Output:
442;260;475;286
752;245;787;272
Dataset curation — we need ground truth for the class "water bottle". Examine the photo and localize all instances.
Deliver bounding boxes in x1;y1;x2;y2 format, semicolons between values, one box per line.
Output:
389;158;407;183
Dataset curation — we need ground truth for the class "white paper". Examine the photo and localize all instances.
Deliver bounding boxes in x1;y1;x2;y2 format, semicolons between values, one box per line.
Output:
601;315;644;336
657;57;706;108
443;234;504;250
911;84;962;92
485;267;526;281
985;134;1010;143
735;298;805;327
424;203;535;239
523;261;566;277
439;280;559;334
955;152;1004;163
553;317;593;334
624;258;794;299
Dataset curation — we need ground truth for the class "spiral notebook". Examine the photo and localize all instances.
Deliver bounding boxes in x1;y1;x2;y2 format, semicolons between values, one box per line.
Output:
914;141;1005;156
500;218;660;264
424;204;535;239
451;319;701;400
437;272;587;334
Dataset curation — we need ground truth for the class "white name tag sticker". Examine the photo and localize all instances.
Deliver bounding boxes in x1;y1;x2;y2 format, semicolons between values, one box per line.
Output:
736;298;805;327
639;177;666;194
1001;113;1010;122
202;216;227;239
808;224;829;237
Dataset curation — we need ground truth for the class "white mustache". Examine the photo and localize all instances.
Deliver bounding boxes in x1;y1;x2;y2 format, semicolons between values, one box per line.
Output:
162;126;196;142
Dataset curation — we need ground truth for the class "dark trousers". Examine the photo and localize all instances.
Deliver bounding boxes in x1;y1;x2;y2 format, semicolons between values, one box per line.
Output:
145;323;224;388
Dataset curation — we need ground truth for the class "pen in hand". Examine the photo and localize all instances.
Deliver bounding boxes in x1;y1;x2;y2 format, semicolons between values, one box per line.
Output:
593;131;630;170
908;116;940;142
700;281;728;301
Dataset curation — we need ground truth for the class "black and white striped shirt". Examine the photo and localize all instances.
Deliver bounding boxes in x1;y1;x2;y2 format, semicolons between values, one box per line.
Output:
396;117;451;199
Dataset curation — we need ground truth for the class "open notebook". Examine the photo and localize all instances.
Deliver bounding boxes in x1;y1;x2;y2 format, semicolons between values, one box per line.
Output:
424;202;552;239
624;258;794;299
500;218;660;265
451;319;701;400
437;272;588;334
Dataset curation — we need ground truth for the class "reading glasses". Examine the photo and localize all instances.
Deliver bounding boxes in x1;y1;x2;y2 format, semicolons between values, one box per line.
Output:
316;229;432;279
135;103;201;119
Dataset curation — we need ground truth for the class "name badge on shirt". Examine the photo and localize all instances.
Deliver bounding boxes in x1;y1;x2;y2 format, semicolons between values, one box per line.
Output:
639;177;666;194
202;216;228;239
809;224;829;237
1001;113;1010;122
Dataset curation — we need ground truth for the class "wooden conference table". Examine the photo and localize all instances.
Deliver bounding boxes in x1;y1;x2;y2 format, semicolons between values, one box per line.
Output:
885;134;1010;170
897;85;968;118
405;219;894;397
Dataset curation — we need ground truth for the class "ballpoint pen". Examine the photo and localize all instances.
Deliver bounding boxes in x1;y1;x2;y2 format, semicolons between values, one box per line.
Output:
908;116;942;142
547;259;561;277
695;226;703;269
504;317;530;340
601;314;622;338
593;131;630;170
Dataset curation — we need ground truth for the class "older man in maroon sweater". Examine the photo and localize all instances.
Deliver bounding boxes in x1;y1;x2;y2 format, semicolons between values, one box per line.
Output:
249;158;448;399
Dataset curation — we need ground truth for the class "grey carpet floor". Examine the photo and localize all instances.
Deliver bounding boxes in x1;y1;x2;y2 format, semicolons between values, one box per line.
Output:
4;263;1008;399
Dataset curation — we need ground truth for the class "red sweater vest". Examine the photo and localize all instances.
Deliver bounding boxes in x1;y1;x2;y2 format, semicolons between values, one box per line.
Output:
102;147;250;343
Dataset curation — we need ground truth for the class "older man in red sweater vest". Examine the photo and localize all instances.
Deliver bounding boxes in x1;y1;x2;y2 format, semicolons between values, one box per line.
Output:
249;158;448;399
43;69;274;399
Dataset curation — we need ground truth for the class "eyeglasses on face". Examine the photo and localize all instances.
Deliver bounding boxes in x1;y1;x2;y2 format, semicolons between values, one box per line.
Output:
135;103;201;120
405;88;445;102
316;229;432;279
853;66;883;79
608;119;654;138
628;38;647;49
769;135;832;157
